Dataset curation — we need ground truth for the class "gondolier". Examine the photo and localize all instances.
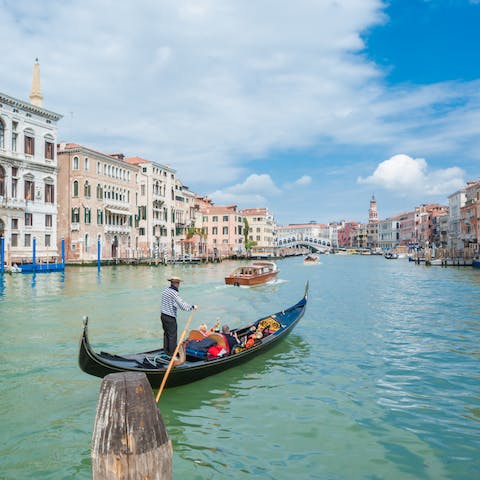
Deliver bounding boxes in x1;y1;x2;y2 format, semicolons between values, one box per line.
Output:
161;277;197;356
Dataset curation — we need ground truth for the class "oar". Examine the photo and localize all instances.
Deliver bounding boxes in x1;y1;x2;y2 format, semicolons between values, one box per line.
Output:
156;309;196;402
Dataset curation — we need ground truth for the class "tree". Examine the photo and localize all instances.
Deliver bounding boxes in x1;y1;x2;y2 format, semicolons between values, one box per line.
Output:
243;218;257;251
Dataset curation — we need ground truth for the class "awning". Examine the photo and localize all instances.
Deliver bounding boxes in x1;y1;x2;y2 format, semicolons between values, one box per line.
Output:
105;207;130;215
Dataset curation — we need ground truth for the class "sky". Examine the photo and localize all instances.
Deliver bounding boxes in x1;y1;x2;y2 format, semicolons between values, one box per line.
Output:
1;0;480;225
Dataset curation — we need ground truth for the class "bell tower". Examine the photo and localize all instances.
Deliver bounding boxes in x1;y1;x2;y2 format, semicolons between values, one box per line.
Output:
29;58;43;107
368;194;378;223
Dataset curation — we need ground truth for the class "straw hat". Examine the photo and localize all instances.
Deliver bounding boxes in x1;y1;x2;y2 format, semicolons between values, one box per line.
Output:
168;276;182;283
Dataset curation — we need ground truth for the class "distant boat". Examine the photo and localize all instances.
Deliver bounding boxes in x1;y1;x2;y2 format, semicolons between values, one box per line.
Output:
225;261;279;286
304;254;319;264
384;252;399;259
171;255;201;264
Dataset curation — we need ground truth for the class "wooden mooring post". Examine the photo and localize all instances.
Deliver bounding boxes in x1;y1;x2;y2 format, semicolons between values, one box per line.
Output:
91;372;172;479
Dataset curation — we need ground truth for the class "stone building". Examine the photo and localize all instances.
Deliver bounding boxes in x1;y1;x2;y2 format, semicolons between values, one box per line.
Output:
460;181;480;254
197;203;244;258
124;156;176;259
57;144;139;262
240;207;275;253
0;60;63;266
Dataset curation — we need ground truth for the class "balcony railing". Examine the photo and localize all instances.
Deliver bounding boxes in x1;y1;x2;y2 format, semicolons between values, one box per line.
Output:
71;223;80;231
104;224;131;234
0;196;26;209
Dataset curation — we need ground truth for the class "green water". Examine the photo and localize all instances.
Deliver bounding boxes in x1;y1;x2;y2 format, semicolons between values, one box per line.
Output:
1;256;479;479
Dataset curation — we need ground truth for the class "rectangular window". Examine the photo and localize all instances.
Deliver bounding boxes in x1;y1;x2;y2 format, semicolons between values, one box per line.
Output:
45;184;54;203
45;141;54;160
11;233;18;247
212;227;218;235
11;177;18;198
223;215;228;221
84;208;91;224
24;233;31;247
25;212;33;227
223;227;228;235
139;227;145;236
45;214;52;227
97;209;103;225
24;136;35;155
45;234;51;247
212;216;218;222
24;180;35;201
12;132;18;152
11;218;18;229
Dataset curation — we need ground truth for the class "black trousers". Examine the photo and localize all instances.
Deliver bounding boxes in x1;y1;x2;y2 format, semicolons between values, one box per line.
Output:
160;313;177;355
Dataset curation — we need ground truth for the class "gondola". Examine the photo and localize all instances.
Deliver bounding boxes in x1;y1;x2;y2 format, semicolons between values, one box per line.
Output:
78;282;308;388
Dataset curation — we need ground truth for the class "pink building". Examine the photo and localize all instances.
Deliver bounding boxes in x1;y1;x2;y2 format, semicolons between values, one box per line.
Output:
199;204;244;258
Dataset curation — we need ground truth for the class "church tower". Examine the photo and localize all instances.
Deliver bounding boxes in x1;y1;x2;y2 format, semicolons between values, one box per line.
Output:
29;58;43;107
368;194;378;223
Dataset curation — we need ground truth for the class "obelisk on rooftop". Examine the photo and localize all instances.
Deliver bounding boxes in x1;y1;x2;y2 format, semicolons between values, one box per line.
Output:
29;58;43;107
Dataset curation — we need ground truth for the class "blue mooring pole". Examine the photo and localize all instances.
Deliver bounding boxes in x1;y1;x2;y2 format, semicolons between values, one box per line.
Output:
97;238;101;271
61;237;65;266
1;237;4;274
32;237;37;272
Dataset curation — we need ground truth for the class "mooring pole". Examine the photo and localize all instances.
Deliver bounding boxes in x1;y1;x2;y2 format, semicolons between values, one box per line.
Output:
97;237;101;271
91;372;172;480
32;237;37;272
0;237;4;274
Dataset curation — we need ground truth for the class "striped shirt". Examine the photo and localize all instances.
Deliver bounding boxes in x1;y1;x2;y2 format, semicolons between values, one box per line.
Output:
161;286;193;318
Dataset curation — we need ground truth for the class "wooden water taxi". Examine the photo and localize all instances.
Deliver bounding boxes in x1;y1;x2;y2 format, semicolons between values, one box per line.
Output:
225;261;279;286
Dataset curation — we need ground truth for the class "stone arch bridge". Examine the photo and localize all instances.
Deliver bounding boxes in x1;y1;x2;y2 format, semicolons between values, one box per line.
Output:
275;235;332;253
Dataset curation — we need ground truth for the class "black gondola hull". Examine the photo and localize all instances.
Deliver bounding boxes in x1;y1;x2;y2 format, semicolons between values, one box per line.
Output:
79;285;308;389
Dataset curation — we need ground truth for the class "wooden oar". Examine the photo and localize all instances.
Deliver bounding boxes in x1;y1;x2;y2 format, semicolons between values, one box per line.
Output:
156;309;196;402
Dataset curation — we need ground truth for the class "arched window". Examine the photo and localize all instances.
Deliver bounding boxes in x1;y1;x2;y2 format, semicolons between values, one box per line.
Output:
84;180;91;198
0;119;5;149
73;156;79;170
96;183;103;200
73;180;79;197
71;207;80;223
0;165;5;197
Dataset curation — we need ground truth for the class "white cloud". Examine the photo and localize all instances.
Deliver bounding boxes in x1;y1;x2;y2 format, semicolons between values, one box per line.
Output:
209;174;280;207
294;175;312;185
357;154;465;195
0;0;477;223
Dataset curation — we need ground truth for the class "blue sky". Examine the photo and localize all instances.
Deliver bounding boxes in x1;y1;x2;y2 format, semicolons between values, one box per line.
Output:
1;0;479;225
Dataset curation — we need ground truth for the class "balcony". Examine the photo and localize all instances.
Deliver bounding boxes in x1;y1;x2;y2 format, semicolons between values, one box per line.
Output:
104;224;131;234
0;196;26;210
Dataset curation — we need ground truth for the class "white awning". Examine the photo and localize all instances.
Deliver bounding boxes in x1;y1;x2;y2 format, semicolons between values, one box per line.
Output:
105;207;130;215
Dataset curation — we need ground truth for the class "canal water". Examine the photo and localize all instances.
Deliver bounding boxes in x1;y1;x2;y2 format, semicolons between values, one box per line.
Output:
0;255;479;479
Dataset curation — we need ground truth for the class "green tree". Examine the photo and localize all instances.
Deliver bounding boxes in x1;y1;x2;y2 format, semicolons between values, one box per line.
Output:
243;218;257;250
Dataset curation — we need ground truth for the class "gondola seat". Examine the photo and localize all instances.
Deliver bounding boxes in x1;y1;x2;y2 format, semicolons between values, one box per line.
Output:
208;333;228;351
187;329;206;341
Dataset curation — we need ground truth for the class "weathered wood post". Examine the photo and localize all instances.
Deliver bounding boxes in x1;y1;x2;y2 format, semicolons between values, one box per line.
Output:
91;372;172;479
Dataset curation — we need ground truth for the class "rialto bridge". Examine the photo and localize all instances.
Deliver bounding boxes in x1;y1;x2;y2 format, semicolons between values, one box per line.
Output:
275;234;332;253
